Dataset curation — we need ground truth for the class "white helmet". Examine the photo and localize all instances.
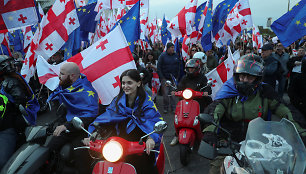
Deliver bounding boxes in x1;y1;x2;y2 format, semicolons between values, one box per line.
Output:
193;52;207;64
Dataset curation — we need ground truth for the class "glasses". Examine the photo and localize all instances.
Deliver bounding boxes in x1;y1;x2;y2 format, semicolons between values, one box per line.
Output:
191;49;197;51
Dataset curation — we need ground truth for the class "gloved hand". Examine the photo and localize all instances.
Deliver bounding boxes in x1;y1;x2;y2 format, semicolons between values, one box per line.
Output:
202;131;217;146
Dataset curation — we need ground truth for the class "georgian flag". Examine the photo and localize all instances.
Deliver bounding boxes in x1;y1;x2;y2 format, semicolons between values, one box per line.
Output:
22;26;33;49
252;24;263;52
167;0;197;37
182;34;190;62
37;25;136;105
215;0;253;47
205;47;235;99
35;0;80;59
38;3;45;19
0;0;38;33
139;0;149;40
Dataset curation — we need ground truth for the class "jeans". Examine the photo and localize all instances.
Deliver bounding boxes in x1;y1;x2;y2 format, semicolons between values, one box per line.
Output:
0;128;17;170
160;79;176;111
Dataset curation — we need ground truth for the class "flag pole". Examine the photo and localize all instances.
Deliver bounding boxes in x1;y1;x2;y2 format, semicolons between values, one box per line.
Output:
287;0;290;12
0;45;4;55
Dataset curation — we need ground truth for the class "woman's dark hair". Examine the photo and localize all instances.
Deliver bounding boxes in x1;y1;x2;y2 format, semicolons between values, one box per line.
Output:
115;69;147;118
143;52;155;65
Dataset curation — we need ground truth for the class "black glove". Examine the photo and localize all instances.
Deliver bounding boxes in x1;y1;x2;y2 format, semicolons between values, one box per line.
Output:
202;131;217;146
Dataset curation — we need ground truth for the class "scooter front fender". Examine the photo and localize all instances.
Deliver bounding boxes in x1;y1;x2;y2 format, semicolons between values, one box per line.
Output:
93;161;137;174
178;128;196;146
0;143;49;174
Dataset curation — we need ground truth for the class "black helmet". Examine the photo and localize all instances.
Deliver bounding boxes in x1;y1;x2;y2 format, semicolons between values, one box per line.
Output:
185;58;201;77
233;54;264;96
0;55;15;73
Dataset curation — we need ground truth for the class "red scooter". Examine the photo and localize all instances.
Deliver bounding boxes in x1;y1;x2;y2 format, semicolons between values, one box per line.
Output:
72;117;168;174
166;80;211;165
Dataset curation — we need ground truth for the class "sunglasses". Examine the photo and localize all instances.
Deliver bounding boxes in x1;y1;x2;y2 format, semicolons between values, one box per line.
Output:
191;49;197;51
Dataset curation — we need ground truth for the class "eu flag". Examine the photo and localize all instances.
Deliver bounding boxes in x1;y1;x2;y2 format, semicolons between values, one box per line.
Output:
76;3;98;33
8;29;24;52
212;0;238;38
201;0;213;51
47;74;99;122
62;27;81;60
271;0;306;47
161;15;172;46
194;2;207;31
88;93;163;144
111;1;140;52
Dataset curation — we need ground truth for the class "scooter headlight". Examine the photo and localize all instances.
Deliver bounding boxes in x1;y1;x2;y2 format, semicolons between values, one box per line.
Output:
182;89;193;99
102;141;123;162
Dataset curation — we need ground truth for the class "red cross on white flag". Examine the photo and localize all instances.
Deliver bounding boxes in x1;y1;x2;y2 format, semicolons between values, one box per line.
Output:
0;0;38;33
37;25;136;105
35;0;80;59
22;26;33;50
205;47;235;99
215;0;253;47
167;0;198;37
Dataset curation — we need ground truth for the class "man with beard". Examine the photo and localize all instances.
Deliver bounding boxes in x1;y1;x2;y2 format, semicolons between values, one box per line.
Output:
46;62;99;173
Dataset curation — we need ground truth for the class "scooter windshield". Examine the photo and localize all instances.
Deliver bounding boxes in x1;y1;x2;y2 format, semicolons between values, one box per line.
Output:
240;117;306;174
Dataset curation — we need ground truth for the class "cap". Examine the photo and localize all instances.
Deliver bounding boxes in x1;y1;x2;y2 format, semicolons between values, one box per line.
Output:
261;44;273;51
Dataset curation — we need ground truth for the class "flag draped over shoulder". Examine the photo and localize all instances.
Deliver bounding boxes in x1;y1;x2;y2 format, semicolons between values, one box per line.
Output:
271;0;306;47
0;73;39;125
0;0;38;33
88;93;163;144
47;74;99;122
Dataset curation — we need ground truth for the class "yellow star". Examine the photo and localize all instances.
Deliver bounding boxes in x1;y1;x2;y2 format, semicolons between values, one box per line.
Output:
295;2;299;6
223;3;226;5
83;9;86;12
65;48;68;51
198;19;200;22
67;86;75;92
152;103;158;111
227;8;230;11
78;9;82;11
127;17;130;20
87;91;95;97
207;24;211;27
159;117;164;120
296;20;301;25
221;20;223;24
132;16;136;20
201;10;204;12
208;8;211;11
119;20;123;23
228;4;230;7
148;95;152;102
200;14;203;17
128;42;131;46
304;23;306;27
77;88;84;92
88;10;91;13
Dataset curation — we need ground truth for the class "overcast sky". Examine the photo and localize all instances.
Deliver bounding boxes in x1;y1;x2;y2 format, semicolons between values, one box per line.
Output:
149;0;300;27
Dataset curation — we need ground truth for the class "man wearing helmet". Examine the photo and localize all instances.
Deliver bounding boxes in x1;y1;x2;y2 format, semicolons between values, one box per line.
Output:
201;54;306;174
0;55;39;170
170;58;212;146
192;52;209;75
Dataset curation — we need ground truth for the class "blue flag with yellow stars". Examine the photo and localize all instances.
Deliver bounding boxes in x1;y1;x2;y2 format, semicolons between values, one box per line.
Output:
212;0;238;38
111;1;140;52
62;27;81;60
47;74;99;122
194;2;207;31
161;15;172;46
88;93;163;144
201;0;213;51
0;73;39;125
8;29;24;52
76;2;97;33
271;0;306;47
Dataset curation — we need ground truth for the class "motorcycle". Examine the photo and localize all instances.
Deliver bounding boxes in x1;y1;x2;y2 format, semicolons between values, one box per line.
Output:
166;80;212;166
0;104;76;174
71;117;168;174
198;114;306;174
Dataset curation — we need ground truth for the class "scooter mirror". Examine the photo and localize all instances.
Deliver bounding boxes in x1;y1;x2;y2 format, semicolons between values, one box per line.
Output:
207;80;213;87
199;113;214;124
72;117;84;130
165;80;172;86
154;121;168;133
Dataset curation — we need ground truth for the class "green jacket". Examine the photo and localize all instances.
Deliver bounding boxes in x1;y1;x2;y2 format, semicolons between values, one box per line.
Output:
204;85;306;141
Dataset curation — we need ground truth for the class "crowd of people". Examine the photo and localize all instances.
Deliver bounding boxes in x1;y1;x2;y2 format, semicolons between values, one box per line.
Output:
0;33;305;173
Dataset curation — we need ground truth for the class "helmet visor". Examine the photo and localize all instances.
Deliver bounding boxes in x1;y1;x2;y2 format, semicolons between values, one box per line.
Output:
235;59;263;77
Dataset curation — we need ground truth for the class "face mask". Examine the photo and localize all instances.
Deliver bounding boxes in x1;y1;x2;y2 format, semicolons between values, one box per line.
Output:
236;81;257;96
